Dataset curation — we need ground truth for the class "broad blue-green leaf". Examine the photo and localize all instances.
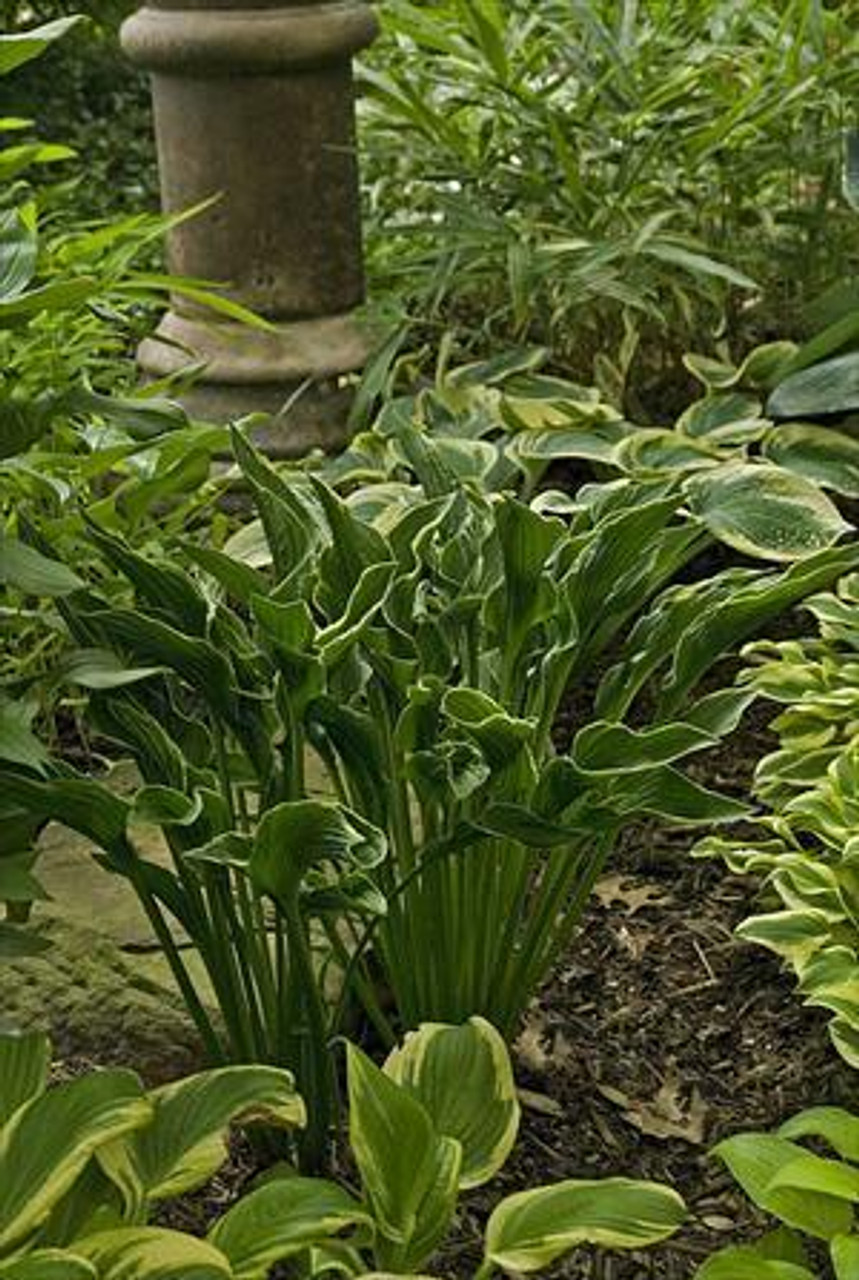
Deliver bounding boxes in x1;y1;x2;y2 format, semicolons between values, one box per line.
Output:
768;354;859;419
0;1029;49;1125
685;464;851;561
485;1178;685;1271
0;534;82;595
713;1133;854;1240
0;1071;150;1254
762;425;859;499
384;1017;519;1190
209;1177;372;1280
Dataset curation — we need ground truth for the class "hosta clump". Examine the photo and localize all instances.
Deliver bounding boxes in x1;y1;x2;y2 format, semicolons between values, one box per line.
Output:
695;1105;859;1279
696;573;859;1069
3;428;859;1161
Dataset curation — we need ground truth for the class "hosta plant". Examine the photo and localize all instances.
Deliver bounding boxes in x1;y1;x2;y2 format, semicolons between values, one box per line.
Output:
695;1106;859;1279
3;429;859;1160
0;1018;686;1279
696;573;859;1069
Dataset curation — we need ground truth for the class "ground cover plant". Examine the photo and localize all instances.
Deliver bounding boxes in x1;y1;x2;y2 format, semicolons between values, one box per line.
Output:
0;1017;686;1279
361;0;859;402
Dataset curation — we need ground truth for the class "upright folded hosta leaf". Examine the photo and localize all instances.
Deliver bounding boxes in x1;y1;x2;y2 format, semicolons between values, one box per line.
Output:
0;1071;151;1255
484;1178;685;1271
209;1177;372;1280
346;1043;460;1258
684;463;852;561
114;1066;305;1203
251;801;386;905
72;1227;232;1280
0;1029;49;1126
383;1018;519;1190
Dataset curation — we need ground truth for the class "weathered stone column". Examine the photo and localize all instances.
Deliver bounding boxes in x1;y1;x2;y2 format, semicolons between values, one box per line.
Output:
121;0;377;454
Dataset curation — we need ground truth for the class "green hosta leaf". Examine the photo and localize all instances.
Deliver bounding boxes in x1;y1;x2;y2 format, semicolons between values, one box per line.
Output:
0;16;81;76
0;772;130;854
0;1251;96;1280
713;1133;854;1240
0;534;82;595
832;1234;859;1280
209;1177;372;1280
131;786;202;828
72;1227;232;1280
485;1178;685;1271
0;206;36;301
768;1151;859;1202
442;689;534;769
694;1247;814;1279
763;425;859;499
0;1070;150;1254
119;1065;305;1202
615;428;722;474
0;1029;49;1125
390;1133;460;1273
0;276;96;324
612;765;749;825
57;649;164;690
383;1017;519;1190
573;720;716;774
251;802;386;905
346;1042;460;1256
0;851;46;903
0;696;49;771
768;354;859;419
684;464;851;561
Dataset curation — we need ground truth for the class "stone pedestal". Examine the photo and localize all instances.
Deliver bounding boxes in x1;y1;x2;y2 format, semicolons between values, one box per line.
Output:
121;0;377;454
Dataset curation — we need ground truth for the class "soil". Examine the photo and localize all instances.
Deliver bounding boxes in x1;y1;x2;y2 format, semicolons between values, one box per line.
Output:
53;708;858;1278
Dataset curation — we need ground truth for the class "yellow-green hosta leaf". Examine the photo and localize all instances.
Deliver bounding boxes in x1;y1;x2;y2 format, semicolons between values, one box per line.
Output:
118;1065;305;1202
485;1178;685;1271
0;1030;49;1126
832;1233;859;1280
694;1246;814;1279
0;1249;96;1279
831;1019;859;1070
713;1134;854;1241
209;1177;373;1280
73;1227;232;1280
0;1071;150;1254
383;1018;519;1190
685;463;852;562
346;1043;457;1252
768;1151;859;1202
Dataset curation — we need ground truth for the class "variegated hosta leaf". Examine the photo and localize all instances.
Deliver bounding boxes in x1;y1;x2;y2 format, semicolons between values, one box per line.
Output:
484;1177;685;1271
208;1177;372;1280
72;1226;232;1279
684;463;852;561
346;1043;460;1264
0;1071;151;1255
383;1017;519;1190
0;1249;96;1279
763;424;859;499
768;353;859;419
108;1065;306;1205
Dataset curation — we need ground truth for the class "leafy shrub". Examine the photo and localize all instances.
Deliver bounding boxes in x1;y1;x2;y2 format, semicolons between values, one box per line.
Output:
0;1018;685;1278
696;573;859;1069
360;0;859;397
695;1105;859;1279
